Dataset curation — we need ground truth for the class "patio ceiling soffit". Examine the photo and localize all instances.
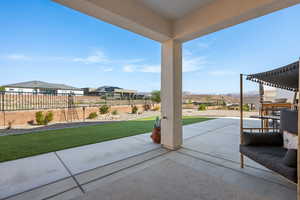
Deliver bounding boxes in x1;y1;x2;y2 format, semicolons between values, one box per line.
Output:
53;0;300;43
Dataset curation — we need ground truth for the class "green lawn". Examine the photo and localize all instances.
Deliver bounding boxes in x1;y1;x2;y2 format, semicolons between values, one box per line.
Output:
0;116;213;163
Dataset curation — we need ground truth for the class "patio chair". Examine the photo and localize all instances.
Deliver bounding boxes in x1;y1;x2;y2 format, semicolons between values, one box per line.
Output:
240;109;298;183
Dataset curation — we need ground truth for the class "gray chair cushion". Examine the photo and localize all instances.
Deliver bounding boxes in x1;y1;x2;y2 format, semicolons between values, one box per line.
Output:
240;145;297;183
242;132;283;146
281;109;298;134
283;149;297;168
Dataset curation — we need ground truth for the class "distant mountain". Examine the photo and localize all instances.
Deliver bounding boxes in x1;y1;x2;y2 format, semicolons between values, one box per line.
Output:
183;94;239;104
183;91;259;104
223;91;259;98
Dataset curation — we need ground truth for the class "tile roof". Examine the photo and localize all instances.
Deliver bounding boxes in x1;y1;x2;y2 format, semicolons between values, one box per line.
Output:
4;81;82;90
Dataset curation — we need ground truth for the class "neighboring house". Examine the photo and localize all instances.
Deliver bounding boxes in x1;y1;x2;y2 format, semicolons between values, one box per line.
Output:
135;92;151;99
82;87;97;95
83;86;137;99
3;81;84;96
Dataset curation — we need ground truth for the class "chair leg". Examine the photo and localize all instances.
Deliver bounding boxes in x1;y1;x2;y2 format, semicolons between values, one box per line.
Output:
240;154;244;168
298;182;300;200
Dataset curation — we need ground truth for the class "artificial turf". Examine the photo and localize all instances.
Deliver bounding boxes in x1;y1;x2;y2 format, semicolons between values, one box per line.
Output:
0;116;213;162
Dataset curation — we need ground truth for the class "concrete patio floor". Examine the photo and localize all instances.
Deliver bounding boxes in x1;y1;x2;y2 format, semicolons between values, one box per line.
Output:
0;118;296;200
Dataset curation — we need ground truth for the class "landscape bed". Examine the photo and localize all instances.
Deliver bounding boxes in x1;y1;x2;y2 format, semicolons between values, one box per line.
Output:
0;116;213;163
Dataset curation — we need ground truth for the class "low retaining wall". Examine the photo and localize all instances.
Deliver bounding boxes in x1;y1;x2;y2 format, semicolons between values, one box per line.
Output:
0;104;158;127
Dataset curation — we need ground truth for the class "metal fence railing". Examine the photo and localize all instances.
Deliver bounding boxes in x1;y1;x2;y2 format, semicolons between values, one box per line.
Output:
0;91;154;111
0;91;71;111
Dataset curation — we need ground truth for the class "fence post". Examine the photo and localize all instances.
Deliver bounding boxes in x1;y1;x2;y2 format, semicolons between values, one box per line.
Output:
1;92;4;112
1;92;4;127
83;106;86;122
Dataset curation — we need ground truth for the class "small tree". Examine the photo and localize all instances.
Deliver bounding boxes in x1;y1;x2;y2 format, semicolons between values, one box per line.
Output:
151;90;161;103
0;86;5;91
99;105;109;114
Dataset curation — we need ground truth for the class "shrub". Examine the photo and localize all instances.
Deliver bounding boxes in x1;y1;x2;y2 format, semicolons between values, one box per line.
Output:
243;104;250;111
152;105;160;111
99;105;109;114
198;104;206;111
112;110;118;115
88;112;98;119
44;112;54;125
143;104;151;111
36;111;45;125
36;111;54;125
132;105;138;114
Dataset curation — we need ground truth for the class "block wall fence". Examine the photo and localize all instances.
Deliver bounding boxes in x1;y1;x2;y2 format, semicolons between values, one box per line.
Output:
0;104;159;127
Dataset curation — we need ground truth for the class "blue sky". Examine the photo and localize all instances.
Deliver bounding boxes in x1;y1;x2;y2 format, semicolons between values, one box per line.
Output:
1;1;300;94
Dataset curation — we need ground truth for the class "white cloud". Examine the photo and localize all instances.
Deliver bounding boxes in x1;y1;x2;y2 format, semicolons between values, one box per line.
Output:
73;51;108;64
73;50;145;67
118;58;144;64
103;67;113;72
140;65;160;73
122;56;207;73
123;65;135;72
5;54;31;61
183;56;207;72
123;64;160;73
2;50;143;67
209;70;237;76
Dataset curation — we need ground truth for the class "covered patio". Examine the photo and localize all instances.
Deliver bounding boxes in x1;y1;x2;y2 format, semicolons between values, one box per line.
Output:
52;0;300;147
52;0;300;150
1;118;296;199
3;0;300;199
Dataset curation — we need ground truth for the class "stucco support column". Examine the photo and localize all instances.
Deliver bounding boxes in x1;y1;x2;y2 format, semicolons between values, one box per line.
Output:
161;40;182;150
298;58;300;200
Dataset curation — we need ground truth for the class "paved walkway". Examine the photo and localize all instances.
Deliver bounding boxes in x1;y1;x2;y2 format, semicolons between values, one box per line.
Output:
0;118;296;200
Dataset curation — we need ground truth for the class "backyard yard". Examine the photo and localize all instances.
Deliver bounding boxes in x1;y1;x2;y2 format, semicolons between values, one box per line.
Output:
0;116;212;163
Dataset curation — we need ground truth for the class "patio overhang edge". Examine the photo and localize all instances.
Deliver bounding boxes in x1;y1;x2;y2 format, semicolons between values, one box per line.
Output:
173;0;300;42
52;0;173;42
53;0;300;43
